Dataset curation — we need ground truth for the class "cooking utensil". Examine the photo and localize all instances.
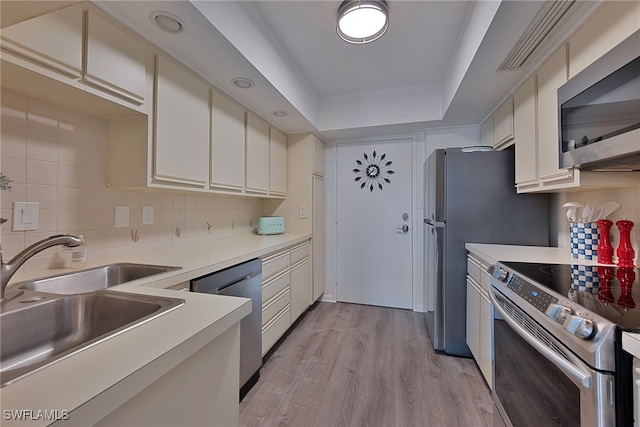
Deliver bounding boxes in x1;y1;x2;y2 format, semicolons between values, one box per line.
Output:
600;201;621;219
588;206;603;222
562;202;583;223
580;204;593;222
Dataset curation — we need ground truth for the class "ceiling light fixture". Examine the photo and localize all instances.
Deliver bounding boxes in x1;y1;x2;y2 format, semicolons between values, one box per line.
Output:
232;78;255;89
336;0;389;44
150;11;185;34
272;110;288;118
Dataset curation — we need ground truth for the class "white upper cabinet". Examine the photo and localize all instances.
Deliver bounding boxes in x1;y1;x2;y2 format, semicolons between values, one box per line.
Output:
568;1;640;78
536;45;573;184
492;98;514;149
0;4;83;78
480;117;493;147
153;55;209;188
269;127;287;197
0;4;148;111
85;10;146;105
245;112;270;195
514;76;538;190
211;88;246;192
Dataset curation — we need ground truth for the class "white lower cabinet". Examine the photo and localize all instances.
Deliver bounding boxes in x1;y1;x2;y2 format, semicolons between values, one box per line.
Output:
466;253;493;389
261;240;312;356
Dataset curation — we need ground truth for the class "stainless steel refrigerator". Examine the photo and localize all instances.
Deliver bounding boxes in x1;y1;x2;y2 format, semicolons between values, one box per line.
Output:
423;147;549;357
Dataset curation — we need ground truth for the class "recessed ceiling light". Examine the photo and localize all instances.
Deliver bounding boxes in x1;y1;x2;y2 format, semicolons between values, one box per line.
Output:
232;78;255;89
272;110;288;118
150;11;185;34
337;0;389;44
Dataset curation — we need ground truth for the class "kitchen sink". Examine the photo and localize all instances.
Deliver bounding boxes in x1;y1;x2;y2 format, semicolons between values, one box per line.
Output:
16;263;182;294
0;290;184;387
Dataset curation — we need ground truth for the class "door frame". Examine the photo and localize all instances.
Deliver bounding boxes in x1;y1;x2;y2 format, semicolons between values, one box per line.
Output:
323;133;426;312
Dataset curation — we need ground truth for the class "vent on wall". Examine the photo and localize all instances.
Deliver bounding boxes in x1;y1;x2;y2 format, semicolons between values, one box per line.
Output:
498;0;576;72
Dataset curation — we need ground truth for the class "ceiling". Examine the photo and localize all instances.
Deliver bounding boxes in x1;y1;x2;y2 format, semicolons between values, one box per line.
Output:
93;0;601;141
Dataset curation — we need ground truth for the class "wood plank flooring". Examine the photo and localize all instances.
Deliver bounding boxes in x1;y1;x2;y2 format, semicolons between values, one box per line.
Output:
240;302;493;427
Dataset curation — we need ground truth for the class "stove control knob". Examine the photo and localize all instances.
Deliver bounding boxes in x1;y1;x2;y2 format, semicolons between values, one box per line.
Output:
546;304;572;324
488;265;508;283
564;315;596;340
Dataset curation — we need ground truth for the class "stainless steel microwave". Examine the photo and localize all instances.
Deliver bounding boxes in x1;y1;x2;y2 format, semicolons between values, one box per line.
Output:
558;30;640;171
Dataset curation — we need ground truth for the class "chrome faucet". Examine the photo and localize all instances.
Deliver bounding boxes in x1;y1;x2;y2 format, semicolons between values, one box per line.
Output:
1;233;84;301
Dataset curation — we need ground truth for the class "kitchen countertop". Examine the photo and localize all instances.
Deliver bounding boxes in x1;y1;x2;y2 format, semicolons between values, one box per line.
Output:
466;243;640;361
1;232;311;426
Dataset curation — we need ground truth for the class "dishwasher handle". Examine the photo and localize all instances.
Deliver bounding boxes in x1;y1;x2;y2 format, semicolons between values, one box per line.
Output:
217;272;259;292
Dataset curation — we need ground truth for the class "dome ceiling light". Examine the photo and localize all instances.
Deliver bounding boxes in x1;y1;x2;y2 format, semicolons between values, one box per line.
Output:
336;0;389;44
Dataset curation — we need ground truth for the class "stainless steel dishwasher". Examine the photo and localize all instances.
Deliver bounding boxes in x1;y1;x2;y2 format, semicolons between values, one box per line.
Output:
190;258;262;401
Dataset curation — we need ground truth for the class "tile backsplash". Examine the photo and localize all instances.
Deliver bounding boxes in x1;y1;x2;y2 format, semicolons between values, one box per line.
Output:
554;187;640;264
1;88;263;275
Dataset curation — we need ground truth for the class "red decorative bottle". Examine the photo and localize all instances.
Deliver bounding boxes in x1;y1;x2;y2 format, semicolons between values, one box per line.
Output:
597;219;614;264
616;220;636;268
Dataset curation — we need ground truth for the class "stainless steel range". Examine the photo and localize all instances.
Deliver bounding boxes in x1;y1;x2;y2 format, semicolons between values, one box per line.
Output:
488;261;638;427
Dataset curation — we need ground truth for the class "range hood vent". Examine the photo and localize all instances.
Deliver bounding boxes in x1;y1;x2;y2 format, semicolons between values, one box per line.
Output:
498;0;576;72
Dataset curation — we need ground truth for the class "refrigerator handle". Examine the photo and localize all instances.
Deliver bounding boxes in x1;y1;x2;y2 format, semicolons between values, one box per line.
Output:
424;218;445;227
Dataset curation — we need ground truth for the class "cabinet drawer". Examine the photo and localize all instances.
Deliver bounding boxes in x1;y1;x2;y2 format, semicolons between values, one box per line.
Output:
262;306;290;356
262;287;290;327
467;258;482;283
480;269;492;292
290;242;310;265
262;250;290;281
262;270;290;303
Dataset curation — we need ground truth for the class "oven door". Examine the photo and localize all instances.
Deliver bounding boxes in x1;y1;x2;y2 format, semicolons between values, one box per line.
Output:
490;288;616;427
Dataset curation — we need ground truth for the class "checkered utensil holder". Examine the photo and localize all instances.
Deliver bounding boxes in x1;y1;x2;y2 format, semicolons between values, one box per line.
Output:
570;222;599;260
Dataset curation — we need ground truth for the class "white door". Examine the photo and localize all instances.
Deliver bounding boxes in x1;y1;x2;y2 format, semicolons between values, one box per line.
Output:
336;139;413;309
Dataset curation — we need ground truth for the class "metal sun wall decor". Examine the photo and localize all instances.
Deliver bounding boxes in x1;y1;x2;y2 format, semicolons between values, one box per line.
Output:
353;150;395;191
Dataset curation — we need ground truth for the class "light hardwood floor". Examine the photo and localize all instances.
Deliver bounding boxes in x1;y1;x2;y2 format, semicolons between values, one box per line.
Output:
240;302;493;427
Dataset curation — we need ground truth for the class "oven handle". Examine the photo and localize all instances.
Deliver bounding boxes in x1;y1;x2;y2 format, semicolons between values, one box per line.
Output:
489;288;592;389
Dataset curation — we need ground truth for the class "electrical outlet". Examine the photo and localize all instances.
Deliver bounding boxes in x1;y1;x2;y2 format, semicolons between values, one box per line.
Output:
298;206;307;219
142;206;153;225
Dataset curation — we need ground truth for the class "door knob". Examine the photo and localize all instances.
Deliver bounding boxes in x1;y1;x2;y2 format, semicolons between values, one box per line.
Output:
397;224;409;233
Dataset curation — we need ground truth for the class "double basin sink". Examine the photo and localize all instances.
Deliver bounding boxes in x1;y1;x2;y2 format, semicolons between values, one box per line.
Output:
1;263;184;387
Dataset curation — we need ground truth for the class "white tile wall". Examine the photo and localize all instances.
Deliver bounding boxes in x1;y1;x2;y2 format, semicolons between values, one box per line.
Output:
1;88;263;275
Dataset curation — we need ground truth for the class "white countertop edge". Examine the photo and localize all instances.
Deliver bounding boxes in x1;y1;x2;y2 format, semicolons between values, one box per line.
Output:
465;243;615;267
0;232;311;425
623;332;640;359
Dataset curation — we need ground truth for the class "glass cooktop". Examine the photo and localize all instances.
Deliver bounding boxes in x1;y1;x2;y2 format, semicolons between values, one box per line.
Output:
502;261;640;330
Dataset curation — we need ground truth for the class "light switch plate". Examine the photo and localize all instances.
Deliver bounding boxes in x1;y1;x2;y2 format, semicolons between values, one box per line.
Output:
12;202;39;231
115;206;130;228
142;205;153;225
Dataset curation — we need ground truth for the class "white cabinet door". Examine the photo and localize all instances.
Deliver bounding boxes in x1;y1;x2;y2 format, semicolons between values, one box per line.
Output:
312;175;325;302
245;112;270;194
537;45;574;183
290;258;311;323
153;55;209;188
0;3;83;78
493;98;514;149
269;127;287;196
85;10;146;105
479;292;493;389
514;76;538;189
211;88;245;192
466;279;481;361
